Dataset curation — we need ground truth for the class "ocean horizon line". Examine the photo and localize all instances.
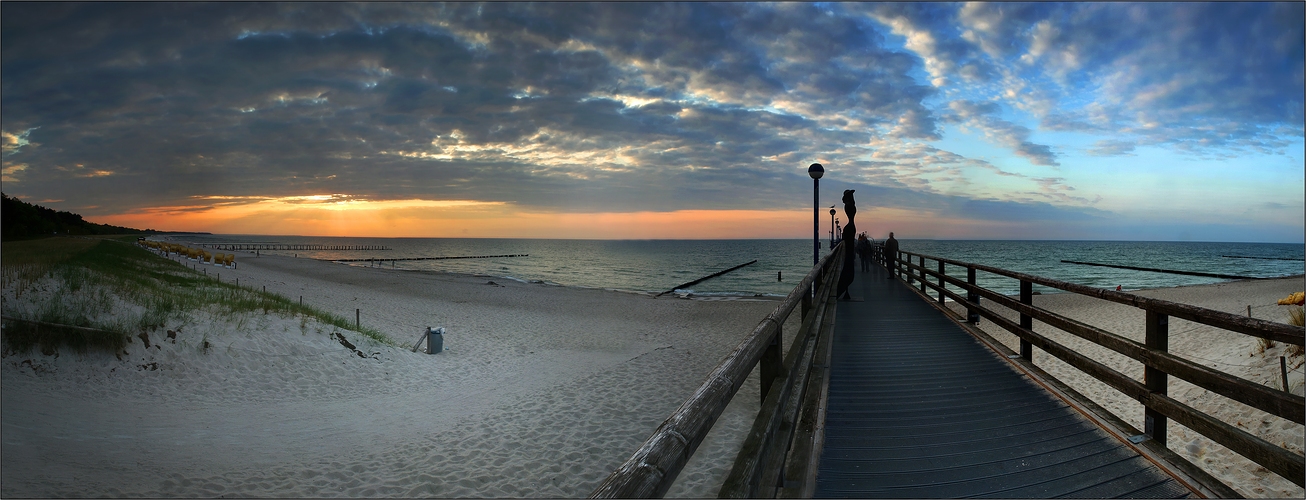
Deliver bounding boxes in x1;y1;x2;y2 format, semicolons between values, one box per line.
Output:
162;233;1306;246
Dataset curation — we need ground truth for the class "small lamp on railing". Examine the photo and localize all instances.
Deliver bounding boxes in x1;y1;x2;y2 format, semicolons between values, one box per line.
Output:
808;163;824;266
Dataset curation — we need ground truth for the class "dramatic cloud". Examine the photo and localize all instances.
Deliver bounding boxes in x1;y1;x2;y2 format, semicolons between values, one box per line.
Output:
1;2;1301;241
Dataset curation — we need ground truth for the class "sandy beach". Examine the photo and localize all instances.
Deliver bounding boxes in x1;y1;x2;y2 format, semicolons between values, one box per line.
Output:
947;275;1305;498
2;248;1301;498
1;249;794;498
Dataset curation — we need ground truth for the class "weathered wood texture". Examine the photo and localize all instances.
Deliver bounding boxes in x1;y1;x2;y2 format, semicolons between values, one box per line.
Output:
900;250;1306;488
778;290;838;499
719;255;840;498
589;246;844;498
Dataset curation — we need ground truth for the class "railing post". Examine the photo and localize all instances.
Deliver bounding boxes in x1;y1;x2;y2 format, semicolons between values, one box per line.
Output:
1019;280;1033;361
894;250;901;280
918;255;926;292
937;261;945;304
761;324;782;406
801;283;812;320
1145;310;1169;447
966;266;979;324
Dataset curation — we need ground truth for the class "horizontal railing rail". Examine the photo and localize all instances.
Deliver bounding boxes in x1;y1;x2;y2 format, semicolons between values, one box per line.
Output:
719;245;842;498
589;244;845;498
887;248;1305;488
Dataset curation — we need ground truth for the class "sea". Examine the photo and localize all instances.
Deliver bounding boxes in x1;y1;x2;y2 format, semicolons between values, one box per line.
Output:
171;235;1305;300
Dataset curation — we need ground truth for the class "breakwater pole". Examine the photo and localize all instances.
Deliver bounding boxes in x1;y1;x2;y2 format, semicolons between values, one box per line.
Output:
656;260;758;297
328;254;528;263
202;243;391;251
1060;260;1264;280
1222;255;1305;262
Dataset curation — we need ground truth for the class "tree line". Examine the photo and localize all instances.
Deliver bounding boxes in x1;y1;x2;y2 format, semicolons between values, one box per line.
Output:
2;193;146;240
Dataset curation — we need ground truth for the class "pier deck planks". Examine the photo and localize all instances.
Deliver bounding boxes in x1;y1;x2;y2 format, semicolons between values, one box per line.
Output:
813;265;1193;498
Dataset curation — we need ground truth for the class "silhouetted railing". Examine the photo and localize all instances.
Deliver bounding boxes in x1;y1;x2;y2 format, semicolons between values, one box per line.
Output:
886;248;1305;489
589;243;847;498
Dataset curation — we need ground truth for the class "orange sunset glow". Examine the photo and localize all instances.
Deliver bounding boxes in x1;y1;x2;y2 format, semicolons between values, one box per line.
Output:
93;195;833;239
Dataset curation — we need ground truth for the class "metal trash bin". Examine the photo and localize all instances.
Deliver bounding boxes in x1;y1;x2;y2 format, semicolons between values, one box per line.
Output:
428;327;445;354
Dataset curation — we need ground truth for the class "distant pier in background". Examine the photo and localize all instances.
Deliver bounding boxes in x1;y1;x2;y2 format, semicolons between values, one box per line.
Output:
201;243;391;251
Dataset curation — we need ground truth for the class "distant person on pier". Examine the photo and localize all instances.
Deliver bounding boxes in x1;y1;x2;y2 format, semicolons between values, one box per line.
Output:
883;232;899;279
856;233;873;272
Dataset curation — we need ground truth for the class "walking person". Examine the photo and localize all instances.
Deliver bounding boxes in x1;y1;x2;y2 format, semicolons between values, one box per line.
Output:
856;233;873;272
883;232;899;279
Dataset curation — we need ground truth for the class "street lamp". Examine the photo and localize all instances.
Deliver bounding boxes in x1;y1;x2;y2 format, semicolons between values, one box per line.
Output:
808;163;823;266
829;207;837;248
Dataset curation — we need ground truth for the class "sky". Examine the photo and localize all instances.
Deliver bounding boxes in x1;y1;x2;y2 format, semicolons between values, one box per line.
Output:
2;2;1303;242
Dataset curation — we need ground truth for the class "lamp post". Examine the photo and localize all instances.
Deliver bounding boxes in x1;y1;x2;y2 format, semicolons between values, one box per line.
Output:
829;207;837;248
808;163;823;265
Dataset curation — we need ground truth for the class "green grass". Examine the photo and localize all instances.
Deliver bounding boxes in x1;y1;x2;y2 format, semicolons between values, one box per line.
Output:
2;237;395;355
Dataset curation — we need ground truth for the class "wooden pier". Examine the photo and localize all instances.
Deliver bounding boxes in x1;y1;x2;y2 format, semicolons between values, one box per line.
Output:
201;243;390;251
590;242;1303;498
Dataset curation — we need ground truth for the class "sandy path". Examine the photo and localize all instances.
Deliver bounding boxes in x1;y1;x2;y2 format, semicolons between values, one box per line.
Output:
2;250;791;497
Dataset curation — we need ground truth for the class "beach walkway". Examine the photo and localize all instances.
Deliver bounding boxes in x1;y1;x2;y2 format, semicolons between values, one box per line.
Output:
814;264;1194;498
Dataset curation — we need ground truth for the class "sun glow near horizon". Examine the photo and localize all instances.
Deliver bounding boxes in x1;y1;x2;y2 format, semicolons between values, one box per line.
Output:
92;194;874;239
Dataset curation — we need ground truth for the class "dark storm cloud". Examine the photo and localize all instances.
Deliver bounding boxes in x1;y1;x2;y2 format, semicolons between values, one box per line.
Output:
1;2;1300;237
1;2;948;216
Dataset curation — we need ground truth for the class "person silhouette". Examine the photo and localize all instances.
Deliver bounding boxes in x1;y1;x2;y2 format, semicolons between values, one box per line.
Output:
883;232;899;279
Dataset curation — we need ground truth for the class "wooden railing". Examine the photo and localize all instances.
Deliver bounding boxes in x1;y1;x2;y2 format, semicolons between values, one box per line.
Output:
589;243;846;498
887;248;1305;488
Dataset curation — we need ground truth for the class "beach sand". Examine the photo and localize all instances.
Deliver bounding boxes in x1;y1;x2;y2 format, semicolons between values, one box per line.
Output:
946;275;1305;498
1;250;798;498
4;249;1301;498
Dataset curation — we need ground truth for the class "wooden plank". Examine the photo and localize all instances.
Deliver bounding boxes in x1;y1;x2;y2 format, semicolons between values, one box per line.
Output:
778;284;839;499
1145;310;1169;447
911;251;1302;346
720;325;808;497
721;254;836;498
951;278;1304;424
1151;394;1305;488
969;299;1305;488
764;270;841;496
907;292;1233;499
591;248;841;498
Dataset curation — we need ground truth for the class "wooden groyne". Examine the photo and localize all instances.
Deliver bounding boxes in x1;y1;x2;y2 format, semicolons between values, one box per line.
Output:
656;260;758;297
1060;260;1262;280
203;243;390;251
328;254;528;262
1222;255;1305;261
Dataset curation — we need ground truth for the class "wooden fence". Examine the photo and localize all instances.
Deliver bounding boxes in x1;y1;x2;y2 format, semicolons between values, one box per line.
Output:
588;243;847;498
886;248;1305;489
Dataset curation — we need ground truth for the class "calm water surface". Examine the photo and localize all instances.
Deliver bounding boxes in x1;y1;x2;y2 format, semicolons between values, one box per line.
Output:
173;235;1304;298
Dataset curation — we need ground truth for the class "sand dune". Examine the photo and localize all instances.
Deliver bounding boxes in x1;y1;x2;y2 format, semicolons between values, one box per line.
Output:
2;251;789;498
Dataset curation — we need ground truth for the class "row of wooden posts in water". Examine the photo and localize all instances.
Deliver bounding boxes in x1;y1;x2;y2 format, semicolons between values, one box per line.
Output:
138;240;236;268
202;243;389;251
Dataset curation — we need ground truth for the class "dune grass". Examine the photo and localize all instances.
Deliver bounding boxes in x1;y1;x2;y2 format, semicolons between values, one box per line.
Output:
2;236;395;355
